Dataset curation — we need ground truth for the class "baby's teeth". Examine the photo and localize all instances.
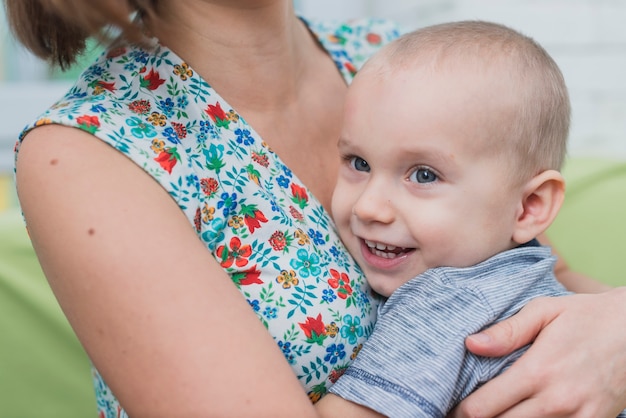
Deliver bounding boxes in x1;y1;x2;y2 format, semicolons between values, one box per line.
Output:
366;240;396;251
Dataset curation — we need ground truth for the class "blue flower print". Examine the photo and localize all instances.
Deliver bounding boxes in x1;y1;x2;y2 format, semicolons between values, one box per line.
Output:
263;306;278;319
247;299;261;312
123;62;138;72
158;97;175;118
163;126;180;144
126;116;157;139
282;164;293;178
356;289;371;310
83;65;105;80
279;341;295;364
129;49;149;64
217;192;238;218
322;288;337;303
324;343;346;365
340;314;364;345
90;103;107;113
308;229;325;246
177;95;189;109
185;174;198;187
199;120;211;134
269;198;280;213
290;248;322;279
234;128;254;146
330;245;350;269
276;175;290;188
65;87;88;100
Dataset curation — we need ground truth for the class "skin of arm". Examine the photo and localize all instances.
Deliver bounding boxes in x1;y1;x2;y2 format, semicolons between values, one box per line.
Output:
16;124;319;417
316;393;385;418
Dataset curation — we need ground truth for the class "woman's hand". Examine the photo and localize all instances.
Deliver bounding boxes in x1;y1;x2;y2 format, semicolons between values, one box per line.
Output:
452;288;626;417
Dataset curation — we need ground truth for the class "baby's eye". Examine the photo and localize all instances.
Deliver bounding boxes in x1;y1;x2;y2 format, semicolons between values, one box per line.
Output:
349;156;370;172
409;167;438;183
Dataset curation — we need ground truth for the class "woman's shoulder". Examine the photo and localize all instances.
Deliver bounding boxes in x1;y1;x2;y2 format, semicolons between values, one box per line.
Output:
15;42;207;218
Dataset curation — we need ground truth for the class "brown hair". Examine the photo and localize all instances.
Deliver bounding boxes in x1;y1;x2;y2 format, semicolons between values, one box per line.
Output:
3;0;158;69
363;20;570;183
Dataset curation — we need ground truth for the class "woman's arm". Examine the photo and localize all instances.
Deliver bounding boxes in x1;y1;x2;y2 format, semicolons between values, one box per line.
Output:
316;393;385;418
16;125;317;417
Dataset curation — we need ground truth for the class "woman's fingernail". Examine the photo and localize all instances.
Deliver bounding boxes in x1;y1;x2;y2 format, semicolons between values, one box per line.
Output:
469;333;491;344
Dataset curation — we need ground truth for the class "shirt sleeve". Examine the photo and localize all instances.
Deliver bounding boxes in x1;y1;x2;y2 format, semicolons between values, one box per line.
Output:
329;271;494;418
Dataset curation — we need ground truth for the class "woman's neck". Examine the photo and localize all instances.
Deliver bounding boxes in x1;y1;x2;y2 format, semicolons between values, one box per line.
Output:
148;1;316;112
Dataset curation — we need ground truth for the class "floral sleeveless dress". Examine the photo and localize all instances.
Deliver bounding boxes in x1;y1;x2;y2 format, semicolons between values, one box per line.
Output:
17;17;400;417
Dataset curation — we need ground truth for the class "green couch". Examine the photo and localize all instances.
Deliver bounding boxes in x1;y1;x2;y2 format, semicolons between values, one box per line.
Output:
0;157;624;416
0;206;96;418
547;158;626;287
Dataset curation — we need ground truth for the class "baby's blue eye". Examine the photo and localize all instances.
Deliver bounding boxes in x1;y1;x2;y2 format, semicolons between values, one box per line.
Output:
350;156;370;172
410;168;437;183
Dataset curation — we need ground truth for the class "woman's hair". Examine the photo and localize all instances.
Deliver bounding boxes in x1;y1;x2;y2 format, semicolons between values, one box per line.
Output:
4;0;158;69
363;20;571;183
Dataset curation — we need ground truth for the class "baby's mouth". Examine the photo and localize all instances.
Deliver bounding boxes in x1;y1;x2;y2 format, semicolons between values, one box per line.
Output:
364;240;414;259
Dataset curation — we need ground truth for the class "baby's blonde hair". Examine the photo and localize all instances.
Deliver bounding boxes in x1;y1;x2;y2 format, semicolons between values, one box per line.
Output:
362;20;570;184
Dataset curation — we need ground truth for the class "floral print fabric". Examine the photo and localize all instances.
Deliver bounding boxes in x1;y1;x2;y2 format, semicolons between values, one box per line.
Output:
17;17;400;417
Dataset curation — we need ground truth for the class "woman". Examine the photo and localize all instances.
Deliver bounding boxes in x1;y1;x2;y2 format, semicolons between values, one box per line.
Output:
6;0;626;416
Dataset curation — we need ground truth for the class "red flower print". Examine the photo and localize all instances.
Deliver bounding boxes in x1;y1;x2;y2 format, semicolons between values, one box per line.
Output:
205;102;230;128
140;68;166;90
328;366;348;384
128;99;151;115
96;80;116;92
366;33;382;45
328;269;353;300
171;121;187;139
154;148;179;174
344;62;357;77
251;151;269;167
200;177;219;196
299;313;327;345
268;230;287;252
290;183;309;209
76;114;100;134
289;205;304;221
241;203;268;233
216;237;252;268
231;265;263;287
193;207;202;232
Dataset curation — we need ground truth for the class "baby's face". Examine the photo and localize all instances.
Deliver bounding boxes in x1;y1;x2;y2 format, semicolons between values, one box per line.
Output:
332;65;523;297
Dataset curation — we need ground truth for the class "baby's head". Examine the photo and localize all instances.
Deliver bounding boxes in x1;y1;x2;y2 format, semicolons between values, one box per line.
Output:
332;21;570;296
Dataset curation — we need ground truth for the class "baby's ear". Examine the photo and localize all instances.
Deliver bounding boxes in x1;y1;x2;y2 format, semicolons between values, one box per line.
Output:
512;170;565;245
